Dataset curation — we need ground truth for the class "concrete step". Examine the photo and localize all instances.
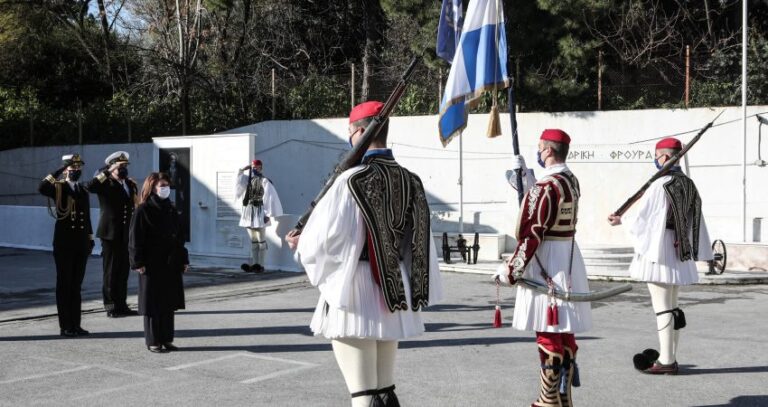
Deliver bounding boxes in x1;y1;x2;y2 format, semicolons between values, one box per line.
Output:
584;262;630;272
580;245;634;256
581;253;634;264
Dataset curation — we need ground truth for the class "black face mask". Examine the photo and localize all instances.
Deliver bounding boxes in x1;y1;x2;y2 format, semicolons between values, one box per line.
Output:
117;166;128;179
68;170;82;182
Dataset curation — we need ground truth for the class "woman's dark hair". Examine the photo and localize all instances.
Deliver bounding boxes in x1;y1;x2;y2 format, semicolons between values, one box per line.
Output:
140;172;171;204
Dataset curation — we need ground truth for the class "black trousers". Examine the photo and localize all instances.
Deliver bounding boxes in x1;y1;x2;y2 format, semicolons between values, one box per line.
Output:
53;247;89;330
143;311;175;346
101;239;130;310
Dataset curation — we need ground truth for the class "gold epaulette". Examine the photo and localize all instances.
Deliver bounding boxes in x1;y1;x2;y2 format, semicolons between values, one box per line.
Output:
44;175;56;183
96;172;107;183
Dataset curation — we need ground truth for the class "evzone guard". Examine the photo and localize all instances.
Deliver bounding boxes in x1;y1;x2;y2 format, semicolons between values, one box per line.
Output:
287;101;443;407
608;137;713;374
234;159;283;273
38;154;95;337
495;129;592;407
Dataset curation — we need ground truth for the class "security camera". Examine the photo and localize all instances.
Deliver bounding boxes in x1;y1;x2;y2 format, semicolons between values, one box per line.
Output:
757;115;768;125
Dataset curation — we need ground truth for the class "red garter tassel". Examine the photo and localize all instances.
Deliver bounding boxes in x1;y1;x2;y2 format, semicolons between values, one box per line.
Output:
547;304;559;326
493;306;502;328
493;281;502;328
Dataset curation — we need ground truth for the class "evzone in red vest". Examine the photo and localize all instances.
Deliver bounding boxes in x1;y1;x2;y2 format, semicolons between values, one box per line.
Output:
496;129;592;407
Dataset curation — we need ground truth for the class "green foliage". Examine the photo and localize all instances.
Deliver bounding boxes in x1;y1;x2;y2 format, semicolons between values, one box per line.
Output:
286;75;347;120
1;0;767;150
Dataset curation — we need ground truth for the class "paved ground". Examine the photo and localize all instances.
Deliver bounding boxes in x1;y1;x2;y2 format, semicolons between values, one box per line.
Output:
1;247;767;406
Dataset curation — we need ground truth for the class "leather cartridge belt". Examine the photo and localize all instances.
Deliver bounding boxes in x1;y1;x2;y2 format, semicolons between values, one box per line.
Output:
543;230;576;241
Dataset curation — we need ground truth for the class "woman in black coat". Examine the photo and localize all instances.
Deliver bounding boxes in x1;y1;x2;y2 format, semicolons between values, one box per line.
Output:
129;172;189;353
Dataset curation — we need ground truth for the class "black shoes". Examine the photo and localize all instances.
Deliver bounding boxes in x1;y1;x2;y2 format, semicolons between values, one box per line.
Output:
241;263;264;273
147;345;167;353
107;308;139;318
60;329;78;338
116;308;138;316
163;342;179;351
60;327;90;337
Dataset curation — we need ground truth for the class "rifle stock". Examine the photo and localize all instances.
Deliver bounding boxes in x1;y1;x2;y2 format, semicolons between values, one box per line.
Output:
613;110;724;216
292;57;421;233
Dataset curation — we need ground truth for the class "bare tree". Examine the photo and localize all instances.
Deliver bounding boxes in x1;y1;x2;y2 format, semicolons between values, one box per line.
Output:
128;0;207;135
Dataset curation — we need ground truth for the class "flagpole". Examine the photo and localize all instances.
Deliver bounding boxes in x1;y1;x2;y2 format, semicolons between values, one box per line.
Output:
496;0;524;204
459;131;464;233
741;0;748;242
508;88;524;204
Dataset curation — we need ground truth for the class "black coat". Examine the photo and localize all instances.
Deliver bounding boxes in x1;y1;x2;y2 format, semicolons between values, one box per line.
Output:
84;170;138;242
38;176;93;252
129;195;188;316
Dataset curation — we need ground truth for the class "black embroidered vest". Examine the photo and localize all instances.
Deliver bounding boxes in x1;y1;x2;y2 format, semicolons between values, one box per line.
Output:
347;156;431;312
662;172;703;261
243;174;265;207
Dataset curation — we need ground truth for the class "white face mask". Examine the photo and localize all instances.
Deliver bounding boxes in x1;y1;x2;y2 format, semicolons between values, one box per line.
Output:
157;186;171;199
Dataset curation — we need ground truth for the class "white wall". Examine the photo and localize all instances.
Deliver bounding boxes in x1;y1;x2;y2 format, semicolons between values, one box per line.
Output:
152;133;300;271
0;143;153;206
2;106;766;267
227;106;768;248
0;206;104;253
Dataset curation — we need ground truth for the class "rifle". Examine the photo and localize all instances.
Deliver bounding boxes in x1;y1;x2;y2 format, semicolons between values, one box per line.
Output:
290;57;421;234
613;110;724;217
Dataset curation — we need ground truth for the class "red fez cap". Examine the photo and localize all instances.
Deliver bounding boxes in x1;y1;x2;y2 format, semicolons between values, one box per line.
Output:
252;159;262;166
655;137;682;150
349;101;384;123
540;129;571;145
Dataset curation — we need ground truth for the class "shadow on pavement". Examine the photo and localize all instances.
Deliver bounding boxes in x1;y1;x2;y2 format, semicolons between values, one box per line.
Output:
427;303;509;313
692;395;768;407
177;308;315;315
680;365;768;375
0;325;314;341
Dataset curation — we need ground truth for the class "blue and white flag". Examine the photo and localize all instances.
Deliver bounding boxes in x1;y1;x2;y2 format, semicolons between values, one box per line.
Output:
438;0;509;146
436;0;463;63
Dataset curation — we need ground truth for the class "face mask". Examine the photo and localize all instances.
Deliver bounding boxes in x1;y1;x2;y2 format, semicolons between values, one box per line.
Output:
536;150;546;168
68;170;82;182
117;166;128;179
654;158;662;170
157;186;171;199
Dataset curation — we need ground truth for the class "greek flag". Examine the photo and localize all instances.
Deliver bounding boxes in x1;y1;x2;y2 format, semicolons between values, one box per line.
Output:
436;0;463;63
438;0;509;146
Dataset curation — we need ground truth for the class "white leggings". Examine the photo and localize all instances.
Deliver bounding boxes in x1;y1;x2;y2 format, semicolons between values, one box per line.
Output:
647;282;680;364
331;338;398;407
246;227;266;265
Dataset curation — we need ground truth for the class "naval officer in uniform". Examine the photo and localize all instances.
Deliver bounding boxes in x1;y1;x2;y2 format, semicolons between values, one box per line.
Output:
38;154;94;337
85;151;139;317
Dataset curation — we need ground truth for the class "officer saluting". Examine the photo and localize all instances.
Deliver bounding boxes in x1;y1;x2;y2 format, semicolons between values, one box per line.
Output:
38;154;94;337
85;151;139;317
